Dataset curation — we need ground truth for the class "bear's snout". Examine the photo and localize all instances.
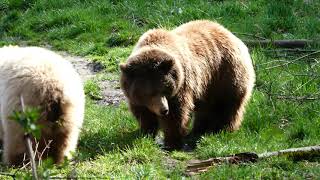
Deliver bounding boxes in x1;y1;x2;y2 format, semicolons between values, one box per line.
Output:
160;107;169;116
147;96;169;116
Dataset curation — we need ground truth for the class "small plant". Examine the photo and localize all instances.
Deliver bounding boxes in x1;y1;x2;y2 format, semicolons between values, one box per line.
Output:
9;96;41;179
10;106;42;139
84;79;103;100
9;96;65;179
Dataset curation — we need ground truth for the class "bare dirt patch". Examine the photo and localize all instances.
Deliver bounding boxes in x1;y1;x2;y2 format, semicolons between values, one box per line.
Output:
59;51;126;106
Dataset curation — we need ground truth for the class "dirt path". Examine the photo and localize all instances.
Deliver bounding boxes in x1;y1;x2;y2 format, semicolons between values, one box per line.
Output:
58;51;126;106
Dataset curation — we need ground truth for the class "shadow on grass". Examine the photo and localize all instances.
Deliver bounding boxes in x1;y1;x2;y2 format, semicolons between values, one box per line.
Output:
77;129;147;160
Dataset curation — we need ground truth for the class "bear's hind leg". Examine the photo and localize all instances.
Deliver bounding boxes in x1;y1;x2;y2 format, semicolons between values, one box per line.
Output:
212;91;248;132
191;110;217;137
47;130;70;164
45;103;83;164
207;97;245;133
2;120;27;166
191;96;245;138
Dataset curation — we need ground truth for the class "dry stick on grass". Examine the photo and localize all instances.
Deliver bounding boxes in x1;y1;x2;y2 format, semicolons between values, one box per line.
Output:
186;145;320;176
258;145;320;159
274;95;320;101
20;95;39;180
262;49;318;53
262;49;319;60
264;50;320;70
233;32;267;40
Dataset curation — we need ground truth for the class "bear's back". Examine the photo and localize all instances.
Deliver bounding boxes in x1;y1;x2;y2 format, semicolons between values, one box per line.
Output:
0;46;75;82
0;46;83;107
173;20;234;40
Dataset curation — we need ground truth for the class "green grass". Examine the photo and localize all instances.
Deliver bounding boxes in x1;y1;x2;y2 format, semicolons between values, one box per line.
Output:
0;0;320;179
1;0;320;71
84;79;103;100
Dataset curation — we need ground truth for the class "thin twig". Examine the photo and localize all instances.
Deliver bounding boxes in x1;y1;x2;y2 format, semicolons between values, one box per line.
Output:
257;59;291;66
20;95;38;180
233;32;267;40
274;95;320;101
38;140;52;167
292;73;320;78
262;49;318;53
294;77;316;93
264;50;320;70
268;92;320;101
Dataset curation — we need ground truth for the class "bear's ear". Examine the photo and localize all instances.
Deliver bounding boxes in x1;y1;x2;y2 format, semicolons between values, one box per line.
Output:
157;59;173;74
119;63;128;73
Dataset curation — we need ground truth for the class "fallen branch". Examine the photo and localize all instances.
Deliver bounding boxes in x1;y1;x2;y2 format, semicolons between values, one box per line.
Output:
243;39;317;48
186;152;258;175
186;145;320;176
258;145;320;159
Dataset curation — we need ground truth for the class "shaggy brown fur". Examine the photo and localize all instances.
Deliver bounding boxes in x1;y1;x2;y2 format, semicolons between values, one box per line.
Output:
120;20;255;149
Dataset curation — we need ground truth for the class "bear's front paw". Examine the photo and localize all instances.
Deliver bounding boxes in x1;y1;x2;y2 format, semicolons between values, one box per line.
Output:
163;139;184;151
140;128;158;138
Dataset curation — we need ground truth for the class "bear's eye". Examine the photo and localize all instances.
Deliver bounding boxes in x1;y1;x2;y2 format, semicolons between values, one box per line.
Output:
162;83;173;95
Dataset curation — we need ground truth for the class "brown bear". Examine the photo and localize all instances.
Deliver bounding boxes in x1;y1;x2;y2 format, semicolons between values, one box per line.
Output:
120;20;255;149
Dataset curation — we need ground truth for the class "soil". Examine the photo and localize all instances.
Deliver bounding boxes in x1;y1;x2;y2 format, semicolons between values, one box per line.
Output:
59;51;126;106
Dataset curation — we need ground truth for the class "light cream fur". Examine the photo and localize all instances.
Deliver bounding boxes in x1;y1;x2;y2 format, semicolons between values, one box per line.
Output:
0;46;85;165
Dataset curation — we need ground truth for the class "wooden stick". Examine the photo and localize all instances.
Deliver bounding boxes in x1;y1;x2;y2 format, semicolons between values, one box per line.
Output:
264;50;320;70
20;95;38;180
186;145;320;176
259;145;320;159
186;152;258;175
262;49;318;53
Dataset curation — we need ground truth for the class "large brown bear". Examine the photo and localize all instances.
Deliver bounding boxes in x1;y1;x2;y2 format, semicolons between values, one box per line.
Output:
120;20;255;149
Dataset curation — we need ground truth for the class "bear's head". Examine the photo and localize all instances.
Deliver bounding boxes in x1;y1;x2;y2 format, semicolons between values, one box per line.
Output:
120;48;184;116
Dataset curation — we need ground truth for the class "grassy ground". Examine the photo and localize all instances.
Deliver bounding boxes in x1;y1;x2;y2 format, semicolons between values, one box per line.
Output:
1;0;320;179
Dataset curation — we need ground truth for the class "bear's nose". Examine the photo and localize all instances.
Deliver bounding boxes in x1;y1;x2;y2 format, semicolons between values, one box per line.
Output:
160;109;169;116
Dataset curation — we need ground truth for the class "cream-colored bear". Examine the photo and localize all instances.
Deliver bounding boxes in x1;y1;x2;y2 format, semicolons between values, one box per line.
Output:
0;46;85;165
